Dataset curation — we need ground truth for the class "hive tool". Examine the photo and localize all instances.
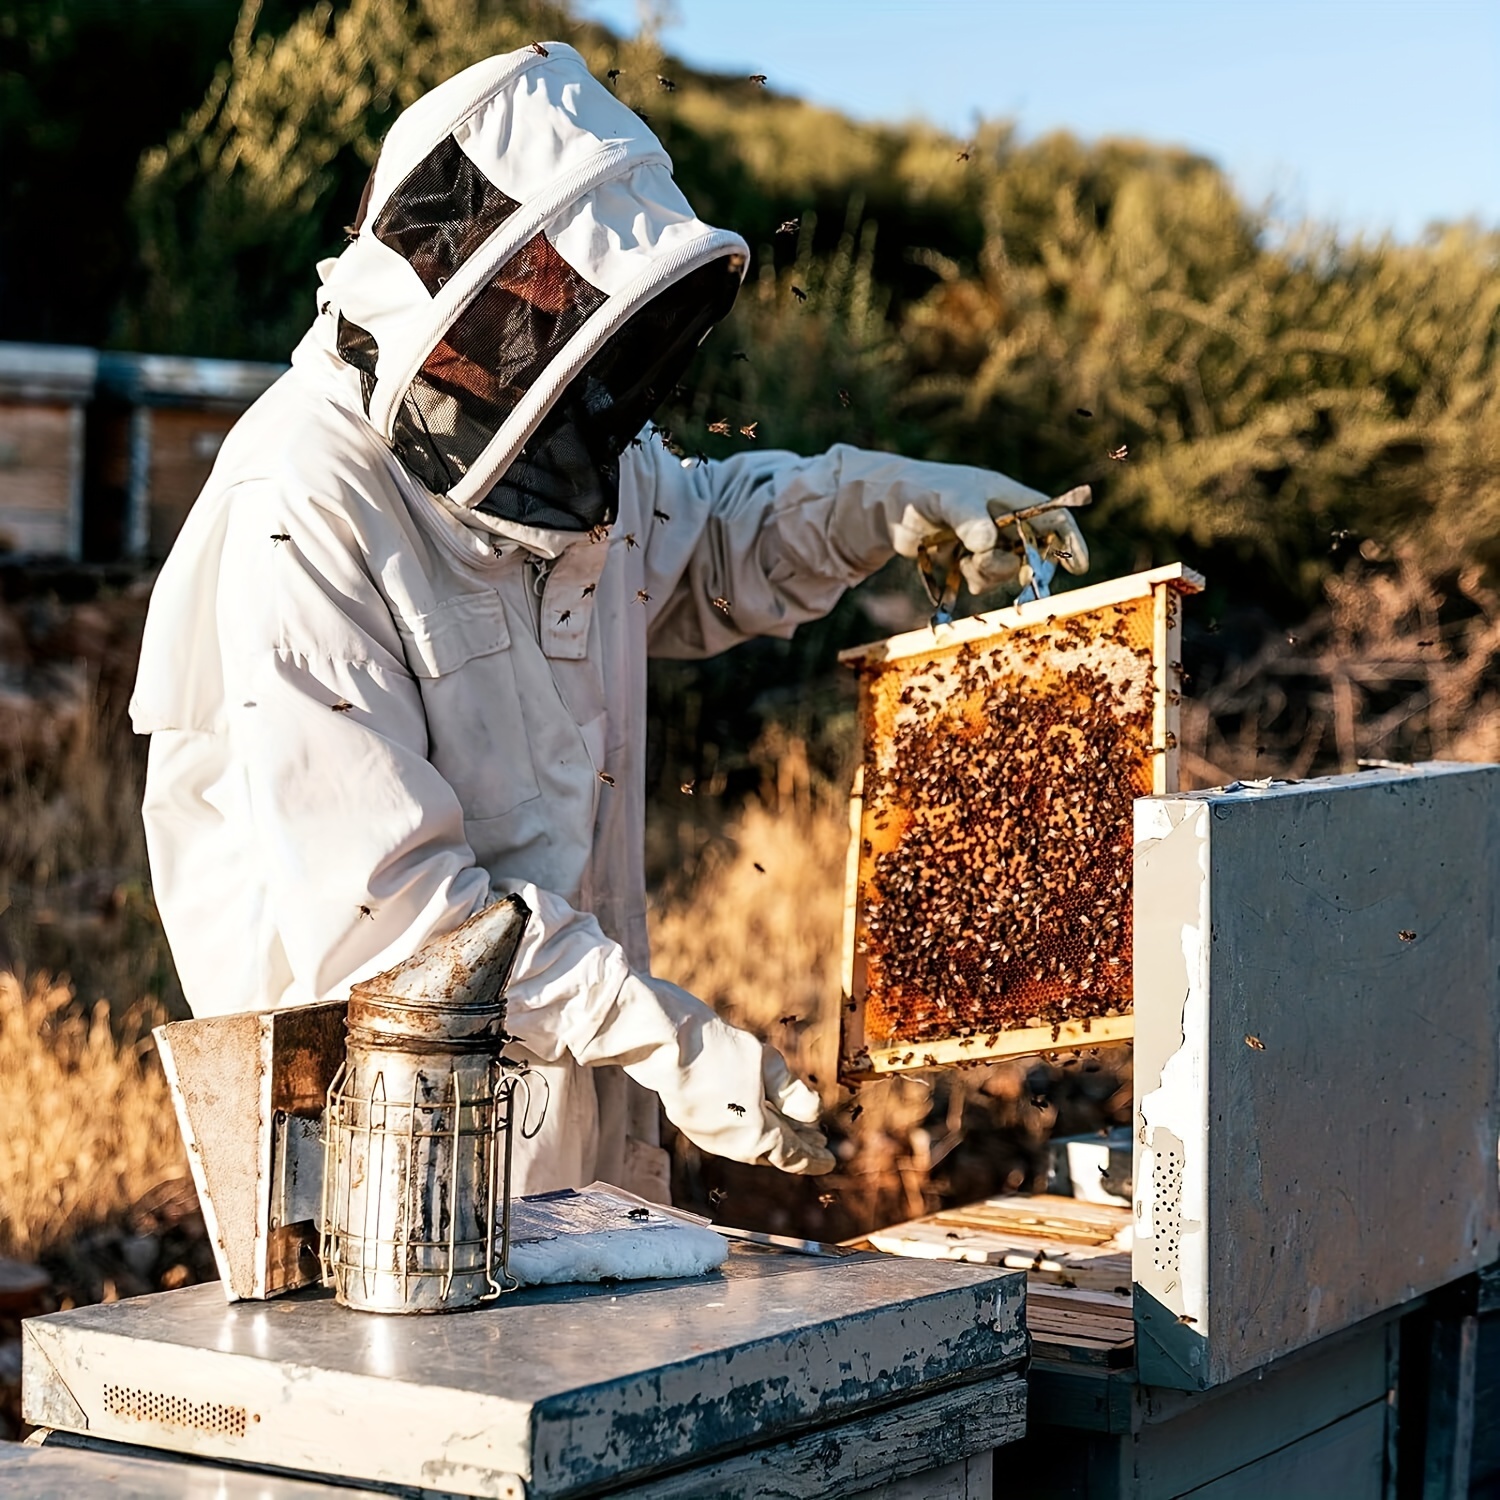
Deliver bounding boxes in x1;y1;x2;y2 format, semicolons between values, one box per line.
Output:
918;484;1092;625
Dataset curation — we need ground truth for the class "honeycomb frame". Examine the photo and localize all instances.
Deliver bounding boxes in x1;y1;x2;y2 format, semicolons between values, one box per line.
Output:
838;563;1204;1079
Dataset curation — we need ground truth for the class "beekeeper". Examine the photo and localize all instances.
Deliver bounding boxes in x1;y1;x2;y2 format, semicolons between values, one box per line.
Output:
130;44;1088;1199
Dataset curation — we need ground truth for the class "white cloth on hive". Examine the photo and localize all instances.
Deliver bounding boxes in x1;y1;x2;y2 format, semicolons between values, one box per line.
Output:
506;1184;728;1286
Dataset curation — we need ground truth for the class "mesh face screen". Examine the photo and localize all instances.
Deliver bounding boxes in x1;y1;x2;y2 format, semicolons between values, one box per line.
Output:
335;315;379;414
390;233;607;497
478;255;742;531
373;135;521;295
850;596;1160;1059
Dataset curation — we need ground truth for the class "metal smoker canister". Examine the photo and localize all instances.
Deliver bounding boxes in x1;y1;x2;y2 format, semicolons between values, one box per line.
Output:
320;896;539;1313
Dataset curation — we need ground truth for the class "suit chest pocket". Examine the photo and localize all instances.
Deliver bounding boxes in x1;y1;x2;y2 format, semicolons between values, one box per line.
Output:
396;593;541;821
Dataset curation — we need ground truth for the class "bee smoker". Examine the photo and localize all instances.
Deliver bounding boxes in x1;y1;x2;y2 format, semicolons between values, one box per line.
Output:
319;895;543;1313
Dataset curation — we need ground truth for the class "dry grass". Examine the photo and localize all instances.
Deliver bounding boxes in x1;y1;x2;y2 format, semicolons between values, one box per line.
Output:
649;789;849;1096
0;972;182;1261
1181;548;1500;785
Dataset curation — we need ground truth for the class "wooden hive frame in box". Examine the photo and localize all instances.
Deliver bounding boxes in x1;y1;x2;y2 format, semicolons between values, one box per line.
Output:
838;563;1204;1079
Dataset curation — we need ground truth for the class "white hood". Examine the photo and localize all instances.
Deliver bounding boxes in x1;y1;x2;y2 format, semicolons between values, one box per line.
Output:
302;42;747;523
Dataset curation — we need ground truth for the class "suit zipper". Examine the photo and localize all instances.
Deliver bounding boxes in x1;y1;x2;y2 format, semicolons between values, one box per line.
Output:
526;555;554;637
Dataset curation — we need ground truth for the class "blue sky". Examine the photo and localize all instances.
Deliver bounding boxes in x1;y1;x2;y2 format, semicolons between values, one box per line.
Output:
575;0;1499;242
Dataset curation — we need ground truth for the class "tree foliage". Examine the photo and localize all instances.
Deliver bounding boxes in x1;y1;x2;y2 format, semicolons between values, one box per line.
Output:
89;0;1500;603
0;0;244;343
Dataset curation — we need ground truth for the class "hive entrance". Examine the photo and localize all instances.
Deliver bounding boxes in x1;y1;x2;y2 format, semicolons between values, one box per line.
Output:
839;564;1202;1077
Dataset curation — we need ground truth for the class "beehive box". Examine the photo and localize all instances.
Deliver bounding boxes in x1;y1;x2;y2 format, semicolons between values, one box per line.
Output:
0;342;97;559
96;352;285;559
839;564;1203;1078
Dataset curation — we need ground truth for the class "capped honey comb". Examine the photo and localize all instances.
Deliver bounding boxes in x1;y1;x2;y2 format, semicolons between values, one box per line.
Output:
839;564;1203;1078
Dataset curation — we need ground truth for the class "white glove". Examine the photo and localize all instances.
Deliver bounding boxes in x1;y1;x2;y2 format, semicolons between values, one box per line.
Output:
878;462;1090;594
568;974;835;1175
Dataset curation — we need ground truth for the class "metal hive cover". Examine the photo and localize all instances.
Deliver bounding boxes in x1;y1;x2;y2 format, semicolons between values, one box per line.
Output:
839;564;1203;1077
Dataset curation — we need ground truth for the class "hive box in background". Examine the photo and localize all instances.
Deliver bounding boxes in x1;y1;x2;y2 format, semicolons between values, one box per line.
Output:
95;353;284;560
0;343;97;559
1132;763;1500;1390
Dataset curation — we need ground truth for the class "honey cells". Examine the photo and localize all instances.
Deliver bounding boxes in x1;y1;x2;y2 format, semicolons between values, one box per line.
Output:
854;600;1158;1047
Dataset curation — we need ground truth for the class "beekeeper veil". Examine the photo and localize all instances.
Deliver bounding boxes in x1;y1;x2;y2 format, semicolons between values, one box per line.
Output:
315;45;748;534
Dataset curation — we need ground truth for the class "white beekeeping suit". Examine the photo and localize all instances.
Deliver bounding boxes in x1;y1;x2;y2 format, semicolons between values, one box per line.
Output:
130;44;1087;1198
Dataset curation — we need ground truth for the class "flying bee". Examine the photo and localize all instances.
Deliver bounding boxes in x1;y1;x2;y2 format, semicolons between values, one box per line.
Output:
598;771;616;787
818;1192;837;1208
556;609;572;626
624;532;638;549
727;1102;747;1117
358;905;374;920
849;1103;863;1122
635;589;651;605
708;418;731;435
1076;407;1093;418
739;421;758;439
1177;1314;1198;1326
530;41;549;56
712;596;732;615
753;862;766;873
838;388;852;407
581;583;596;597
749;73;768;85
1399;929;1417;943
679;780;695;795
625;1206;650;1220
778;1013;800;1026
606;67;621;85
955;146;972;162
588;524;610;543
731;350;750;362
708;1187;728;1208
1245;1034;1265;1051
654;508;670;523
776;217;800;235
1108;444;1128;461
270;532;291;545
657;74;676;90
331;699;354;713
791;285;808;301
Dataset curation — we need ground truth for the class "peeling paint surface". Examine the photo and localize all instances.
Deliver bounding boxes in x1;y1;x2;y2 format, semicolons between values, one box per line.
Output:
1133;799;1211;1386
22;1250;1024;1498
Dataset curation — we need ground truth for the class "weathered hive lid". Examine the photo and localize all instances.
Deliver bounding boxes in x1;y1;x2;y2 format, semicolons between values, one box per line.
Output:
97;351;286;408
0;341;98;401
